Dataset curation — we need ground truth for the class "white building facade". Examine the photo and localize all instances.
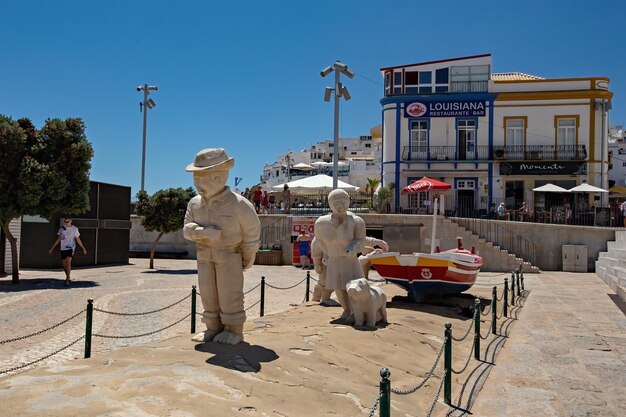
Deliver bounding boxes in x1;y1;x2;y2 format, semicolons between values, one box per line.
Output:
261;135;381;190
380;54;613;218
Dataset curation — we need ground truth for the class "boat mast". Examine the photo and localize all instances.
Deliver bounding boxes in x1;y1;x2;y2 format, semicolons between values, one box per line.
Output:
430;198;438;254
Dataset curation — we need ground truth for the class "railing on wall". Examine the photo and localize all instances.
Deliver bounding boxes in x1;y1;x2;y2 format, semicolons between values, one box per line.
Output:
452;217;538;265
260;217;292;247
401;144;587;162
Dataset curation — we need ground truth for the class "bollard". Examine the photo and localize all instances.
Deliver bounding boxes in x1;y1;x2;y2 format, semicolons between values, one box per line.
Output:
260;276;266;317
379;368;391;417
444;322;452;406
521;270;525;291
84;299;93;359
510;272;516;306
503;278;509;318
191;285;197;334
491;286;497;334
516;269;521;297
474;299;481;360
305;271;311;302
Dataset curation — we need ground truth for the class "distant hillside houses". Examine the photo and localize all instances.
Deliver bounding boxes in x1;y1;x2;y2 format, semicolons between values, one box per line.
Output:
260;130;382;190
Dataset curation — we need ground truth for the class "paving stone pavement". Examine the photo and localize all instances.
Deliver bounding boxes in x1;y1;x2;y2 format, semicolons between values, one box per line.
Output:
0;259;315;376
1;262;625;416
469;272;626;417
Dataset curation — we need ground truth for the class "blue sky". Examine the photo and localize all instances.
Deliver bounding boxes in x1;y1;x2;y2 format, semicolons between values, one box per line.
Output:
2;0;625;196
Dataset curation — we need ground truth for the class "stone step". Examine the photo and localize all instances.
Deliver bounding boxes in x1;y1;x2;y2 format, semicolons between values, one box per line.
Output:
608;240;626;251
594;263;626;288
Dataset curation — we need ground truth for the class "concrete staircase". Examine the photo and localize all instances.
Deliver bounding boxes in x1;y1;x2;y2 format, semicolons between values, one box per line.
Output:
595;230;626;303
427;217;541;274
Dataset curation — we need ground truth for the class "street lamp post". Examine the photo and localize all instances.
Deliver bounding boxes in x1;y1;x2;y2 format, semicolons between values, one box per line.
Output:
137;84;158;193
321;61;354;189
285;152;293;181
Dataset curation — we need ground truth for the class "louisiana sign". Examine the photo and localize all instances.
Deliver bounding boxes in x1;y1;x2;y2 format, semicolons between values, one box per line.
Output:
405;100;486;118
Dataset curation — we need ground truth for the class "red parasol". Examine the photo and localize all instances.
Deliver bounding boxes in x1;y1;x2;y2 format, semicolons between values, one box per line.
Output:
402;176;452;193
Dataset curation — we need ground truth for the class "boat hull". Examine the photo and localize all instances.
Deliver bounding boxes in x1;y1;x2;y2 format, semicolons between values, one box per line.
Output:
368;252;482;302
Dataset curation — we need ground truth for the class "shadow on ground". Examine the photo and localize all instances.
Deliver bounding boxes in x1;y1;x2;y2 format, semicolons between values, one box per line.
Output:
194;341;279;372
142;269;197;275
0;278;99;292
387;292;492;320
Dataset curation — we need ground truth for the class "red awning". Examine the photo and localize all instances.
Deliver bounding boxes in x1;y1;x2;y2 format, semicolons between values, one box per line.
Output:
402;176;452;193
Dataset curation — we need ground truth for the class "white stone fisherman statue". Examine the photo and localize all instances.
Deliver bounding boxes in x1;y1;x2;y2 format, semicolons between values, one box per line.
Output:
313;189;366;322
183;148;261;345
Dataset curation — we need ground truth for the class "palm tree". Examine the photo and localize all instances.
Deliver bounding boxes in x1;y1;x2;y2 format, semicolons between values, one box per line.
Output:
365;177;380;208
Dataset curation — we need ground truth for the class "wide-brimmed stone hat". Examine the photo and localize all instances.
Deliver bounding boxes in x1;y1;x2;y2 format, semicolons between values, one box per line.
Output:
186;148;235;172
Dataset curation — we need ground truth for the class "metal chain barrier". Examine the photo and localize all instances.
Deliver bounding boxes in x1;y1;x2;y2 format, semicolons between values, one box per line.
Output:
451;343;475;374
451;320;474;342
94;294;191;316
0;334;85;375
367;393;382;417
391;339;446;395
426;374;446;417
245;299;261;311
244;283;261;295
480;303;492;316
265;276;308;290
0;308;85;344
94;313;191;339
479;317;494;340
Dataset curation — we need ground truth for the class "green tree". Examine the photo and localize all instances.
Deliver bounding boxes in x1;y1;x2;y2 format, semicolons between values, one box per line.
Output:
0;115;93;284
135;187;196;269
376;182;395;213
364;177;380;209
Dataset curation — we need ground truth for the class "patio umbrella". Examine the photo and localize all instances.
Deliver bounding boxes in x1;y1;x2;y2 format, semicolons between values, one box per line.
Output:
532;183;570;193
272;174;359;194
402;176;452;193
568;182;608;193
291;162;315;171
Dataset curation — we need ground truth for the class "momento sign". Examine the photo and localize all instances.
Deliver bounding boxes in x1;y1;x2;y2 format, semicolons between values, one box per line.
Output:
499;162;587;176
405;100;486;118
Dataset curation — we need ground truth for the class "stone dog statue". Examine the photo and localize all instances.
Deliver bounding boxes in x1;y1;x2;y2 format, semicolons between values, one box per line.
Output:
345;278;387;328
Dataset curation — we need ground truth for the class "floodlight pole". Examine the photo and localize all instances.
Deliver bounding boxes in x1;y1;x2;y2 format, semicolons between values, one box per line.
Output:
322;61;352;189
332;70;341;189
138;83;158;193
140;85;148;193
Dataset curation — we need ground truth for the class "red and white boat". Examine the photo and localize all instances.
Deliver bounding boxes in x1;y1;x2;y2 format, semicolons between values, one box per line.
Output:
368;198;483;302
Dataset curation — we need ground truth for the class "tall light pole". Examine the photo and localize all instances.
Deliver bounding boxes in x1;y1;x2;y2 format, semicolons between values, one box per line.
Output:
137;84;158;193
321;60;353;189
285;151;293;181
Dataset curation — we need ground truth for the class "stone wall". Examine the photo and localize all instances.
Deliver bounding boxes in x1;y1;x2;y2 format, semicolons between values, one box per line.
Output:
130;214;616;271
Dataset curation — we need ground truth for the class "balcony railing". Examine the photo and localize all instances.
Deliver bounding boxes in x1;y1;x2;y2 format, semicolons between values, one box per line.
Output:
492;145;587;161
449;80;489;93
402;145;587;162
402;145;490;161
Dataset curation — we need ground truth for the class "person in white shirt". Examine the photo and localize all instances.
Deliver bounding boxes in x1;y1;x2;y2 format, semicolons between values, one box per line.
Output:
48;217;87;286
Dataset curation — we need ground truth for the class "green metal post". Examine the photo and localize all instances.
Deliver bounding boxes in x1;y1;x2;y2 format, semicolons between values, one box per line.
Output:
260;276;265;317
84;299;93;359
503;278;509;318
516;269;521;296
305;271;311;302
510;272;516;306
474;299;480;360
491;286;497;334
379;368;391;417
191;285;196;334
521;270;525;291
444;322;452;406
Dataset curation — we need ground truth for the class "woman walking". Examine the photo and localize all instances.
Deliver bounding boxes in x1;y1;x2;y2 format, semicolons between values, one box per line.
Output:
48;217;87;286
